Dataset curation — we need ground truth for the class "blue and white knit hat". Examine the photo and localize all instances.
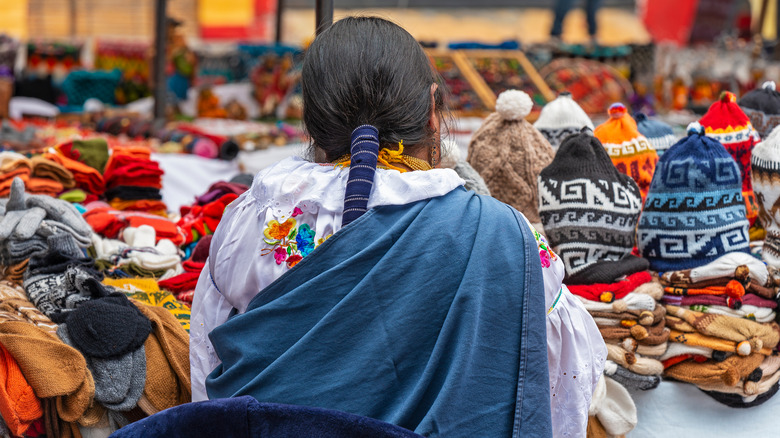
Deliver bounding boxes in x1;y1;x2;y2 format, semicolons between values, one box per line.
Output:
634;112;676;156
637;122;750;272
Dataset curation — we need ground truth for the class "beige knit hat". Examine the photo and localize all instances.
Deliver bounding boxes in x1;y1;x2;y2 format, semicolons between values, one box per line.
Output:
467;90;555;223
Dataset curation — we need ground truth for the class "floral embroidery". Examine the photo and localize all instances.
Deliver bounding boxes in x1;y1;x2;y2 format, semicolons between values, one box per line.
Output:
296;224;316;257
531;227;558;268
264;218;297;241
262;207;329;269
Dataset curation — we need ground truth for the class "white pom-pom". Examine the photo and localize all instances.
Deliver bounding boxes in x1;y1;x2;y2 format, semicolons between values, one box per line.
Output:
764;81;776;91
687;121;704;136
496;89;532;121
737;340;752;356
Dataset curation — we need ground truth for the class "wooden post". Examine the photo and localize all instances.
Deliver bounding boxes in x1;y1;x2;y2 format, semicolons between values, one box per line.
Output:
153;0;168;120
275;0;284;43
315;0;333;35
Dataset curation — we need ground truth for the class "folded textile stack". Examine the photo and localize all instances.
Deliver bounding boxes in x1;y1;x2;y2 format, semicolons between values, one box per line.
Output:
539;131;664;436
43;151;104;197
177;193;237;246
83;203;184;246
594;103;659;201
89;224;183;280
533;91;594;150
158;235;211;306
638;125;780;407
634;112;677;157
699;91;761;230
103;146;166;216
0;177;94;284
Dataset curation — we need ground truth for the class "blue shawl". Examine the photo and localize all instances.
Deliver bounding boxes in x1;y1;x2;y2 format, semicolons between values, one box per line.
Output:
206;187;552;437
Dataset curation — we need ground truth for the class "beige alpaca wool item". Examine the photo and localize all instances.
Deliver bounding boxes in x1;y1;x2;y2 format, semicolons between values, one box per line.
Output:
467;90;554;222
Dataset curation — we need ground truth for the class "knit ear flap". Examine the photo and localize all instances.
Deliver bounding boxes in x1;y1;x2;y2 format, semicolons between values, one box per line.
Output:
722;366;740;386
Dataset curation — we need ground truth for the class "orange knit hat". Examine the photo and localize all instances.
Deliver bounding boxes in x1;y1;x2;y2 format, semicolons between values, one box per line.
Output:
594;103;659;201
0;342;43;436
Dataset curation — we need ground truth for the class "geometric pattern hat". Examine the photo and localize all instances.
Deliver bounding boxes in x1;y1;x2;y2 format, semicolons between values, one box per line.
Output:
699;91;761;227
638;123;750;272
739;81;780;139
594;103;659;202
538;130;643;281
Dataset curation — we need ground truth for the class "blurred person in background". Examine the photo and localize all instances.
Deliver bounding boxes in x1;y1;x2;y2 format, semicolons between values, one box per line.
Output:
550;0;602;46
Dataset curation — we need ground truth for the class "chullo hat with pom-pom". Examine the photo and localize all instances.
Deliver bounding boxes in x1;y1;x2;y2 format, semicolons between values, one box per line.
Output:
594;103;659;202
699;91;761;227
637;122;750;272
468;89;554;223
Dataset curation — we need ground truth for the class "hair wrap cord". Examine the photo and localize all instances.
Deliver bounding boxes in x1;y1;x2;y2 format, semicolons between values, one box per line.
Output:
342;125;380;227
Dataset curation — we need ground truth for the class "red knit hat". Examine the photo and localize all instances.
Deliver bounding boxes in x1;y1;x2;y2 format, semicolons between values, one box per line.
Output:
699;91;761;227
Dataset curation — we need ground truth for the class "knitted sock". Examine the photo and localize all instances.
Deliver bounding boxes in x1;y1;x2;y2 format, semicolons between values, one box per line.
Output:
661;275;776;300
659;342;715;361
590;303;665;326
605;344;664;375
576;292;656;314
685;304;776;323
4;238;47;266
599;318;670;346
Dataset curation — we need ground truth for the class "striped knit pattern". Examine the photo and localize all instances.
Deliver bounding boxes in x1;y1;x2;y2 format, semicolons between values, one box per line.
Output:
739;81;780;139
751;133;780;268
342;125;380;227
538;132;643;277
638;126;750;272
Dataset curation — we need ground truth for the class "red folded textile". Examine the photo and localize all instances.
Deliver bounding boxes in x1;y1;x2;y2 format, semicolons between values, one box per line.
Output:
43;153;104;194
83;207;184;245
178;193;238;245
567;271;653;303
158;272;201;294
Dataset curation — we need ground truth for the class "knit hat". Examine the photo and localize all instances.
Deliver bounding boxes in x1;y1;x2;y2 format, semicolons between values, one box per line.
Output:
56;293;151;359
634;112;677;156
638;123;750;272
704;383;780;408
603;360;660;391
468;89;555;223
588;376;638;436
739;81;780;139
538;131;643;281
593;103;659;200
664;353;765;390
57;324;146;412
752;128;780;268
699;91;761;226
533;91;595;149
659;252;770;288
0;342;42;436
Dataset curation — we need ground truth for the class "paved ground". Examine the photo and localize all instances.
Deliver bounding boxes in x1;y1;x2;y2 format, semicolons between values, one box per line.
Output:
280;7;652;46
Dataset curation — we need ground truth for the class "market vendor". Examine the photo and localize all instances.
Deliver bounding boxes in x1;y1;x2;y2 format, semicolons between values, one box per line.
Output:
191;16;604;437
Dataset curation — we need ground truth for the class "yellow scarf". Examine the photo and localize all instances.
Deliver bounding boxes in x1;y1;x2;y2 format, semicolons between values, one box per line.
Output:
333;141;432;173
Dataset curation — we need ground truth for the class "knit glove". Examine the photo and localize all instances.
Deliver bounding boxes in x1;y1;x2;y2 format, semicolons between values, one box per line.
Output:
666;305;780;352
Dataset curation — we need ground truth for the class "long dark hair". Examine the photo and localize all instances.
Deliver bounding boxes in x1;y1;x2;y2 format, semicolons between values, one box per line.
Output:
301;16;448;162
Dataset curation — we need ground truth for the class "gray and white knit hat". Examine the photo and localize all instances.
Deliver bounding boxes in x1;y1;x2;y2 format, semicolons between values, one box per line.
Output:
534;91;595;150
